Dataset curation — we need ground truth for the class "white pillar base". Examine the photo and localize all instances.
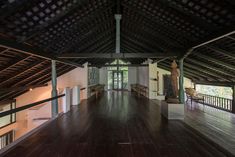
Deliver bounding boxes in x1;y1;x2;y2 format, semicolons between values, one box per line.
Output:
72;86;80;105
62;87;71;113
161;101;184;120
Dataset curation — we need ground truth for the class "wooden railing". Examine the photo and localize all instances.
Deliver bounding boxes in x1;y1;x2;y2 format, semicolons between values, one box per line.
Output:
0;94;65;118
198;93;233;112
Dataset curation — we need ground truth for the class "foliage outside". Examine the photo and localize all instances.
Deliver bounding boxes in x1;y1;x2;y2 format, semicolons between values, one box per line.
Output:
196;84;232;99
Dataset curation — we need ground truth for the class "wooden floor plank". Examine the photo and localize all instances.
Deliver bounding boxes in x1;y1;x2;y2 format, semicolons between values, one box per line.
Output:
184;101;235;156
1;92;228;157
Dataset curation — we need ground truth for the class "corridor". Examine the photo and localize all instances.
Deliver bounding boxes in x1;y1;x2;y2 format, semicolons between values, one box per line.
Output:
2;92;227;157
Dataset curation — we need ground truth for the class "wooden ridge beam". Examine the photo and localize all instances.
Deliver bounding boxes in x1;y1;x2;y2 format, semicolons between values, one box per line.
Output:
89;64;149;67
59;52;177;59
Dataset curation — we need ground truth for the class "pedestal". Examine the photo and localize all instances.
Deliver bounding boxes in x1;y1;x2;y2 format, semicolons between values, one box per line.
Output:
155;95;165;105
161;101;184;120
62;87;71;113
72;86;80;105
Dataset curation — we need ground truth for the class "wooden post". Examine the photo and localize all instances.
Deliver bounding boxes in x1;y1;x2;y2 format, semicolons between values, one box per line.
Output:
179;59;185;104
232;85;235;113
51;60;58;117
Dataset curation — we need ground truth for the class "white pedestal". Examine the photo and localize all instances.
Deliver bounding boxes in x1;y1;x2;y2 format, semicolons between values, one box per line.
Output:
72;86;80;105
155;95;165;105
62;87;71;113
161;101;184;120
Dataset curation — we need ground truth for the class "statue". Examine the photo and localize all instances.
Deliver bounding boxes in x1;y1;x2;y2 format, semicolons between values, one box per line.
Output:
171;60;179;98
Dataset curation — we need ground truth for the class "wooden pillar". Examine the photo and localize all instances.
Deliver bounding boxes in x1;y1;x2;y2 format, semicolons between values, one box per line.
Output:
179;59;185;104
232;85;235;113
51;60;58;117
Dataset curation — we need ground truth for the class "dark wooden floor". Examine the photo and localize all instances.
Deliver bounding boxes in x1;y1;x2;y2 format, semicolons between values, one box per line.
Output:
2;92;228;157
185;101;235;156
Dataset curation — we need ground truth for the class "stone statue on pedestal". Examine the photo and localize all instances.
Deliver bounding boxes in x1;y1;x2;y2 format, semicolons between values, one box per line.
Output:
171;60;179;98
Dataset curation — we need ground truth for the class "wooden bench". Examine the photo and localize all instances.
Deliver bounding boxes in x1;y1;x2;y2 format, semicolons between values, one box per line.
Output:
131;84;148;97
89;84;105;99
185;88;204;105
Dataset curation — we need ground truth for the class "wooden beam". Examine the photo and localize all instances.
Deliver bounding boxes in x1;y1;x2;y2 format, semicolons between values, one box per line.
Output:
192;31;235;49
122;3;194;41
185;58;235;78
194;81;235;87
74;29;114;53
226;36;235;41
0;56;32;74
0;37;83;67
89;64;149;67
19;0;93;42
181;31;235;59
26;65;69;86
0;48;9;54
156;0;214;31
0;60;46;87
0;0;28;20
206;45;235;60
123;22;184;48
12;65;52;87
59;52;177;59
184;62;232;82
0;99;15;106
195;53;235;71
0;84;47;93
0;65;71;101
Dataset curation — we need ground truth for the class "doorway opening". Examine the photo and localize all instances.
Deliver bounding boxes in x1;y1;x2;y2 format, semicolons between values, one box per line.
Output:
107;60;128;90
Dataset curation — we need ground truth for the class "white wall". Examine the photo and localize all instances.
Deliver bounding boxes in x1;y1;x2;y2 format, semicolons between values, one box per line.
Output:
128;67;137;91
99;67;108;90
9;64;88;139
134;60;193;97
157;68;171;95
149;62;158;99
137;66;149;87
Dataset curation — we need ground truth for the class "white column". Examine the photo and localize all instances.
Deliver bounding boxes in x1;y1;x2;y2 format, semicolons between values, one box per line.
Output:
51;60;58;117
115;14;122;54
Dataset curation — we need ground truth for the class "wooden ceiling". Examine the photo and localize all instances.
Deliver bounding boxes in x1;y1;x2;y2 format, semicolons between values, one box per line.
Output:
0;0;235;101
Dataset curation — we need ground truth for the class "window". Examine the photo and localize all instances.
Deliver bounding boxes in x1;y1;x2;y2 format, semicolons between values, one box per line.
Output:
0;100;16;128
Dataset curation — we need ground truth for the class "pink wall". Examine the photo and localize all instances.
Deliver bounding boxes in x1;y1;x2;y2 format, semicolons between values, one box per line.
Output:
0;65;88;138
